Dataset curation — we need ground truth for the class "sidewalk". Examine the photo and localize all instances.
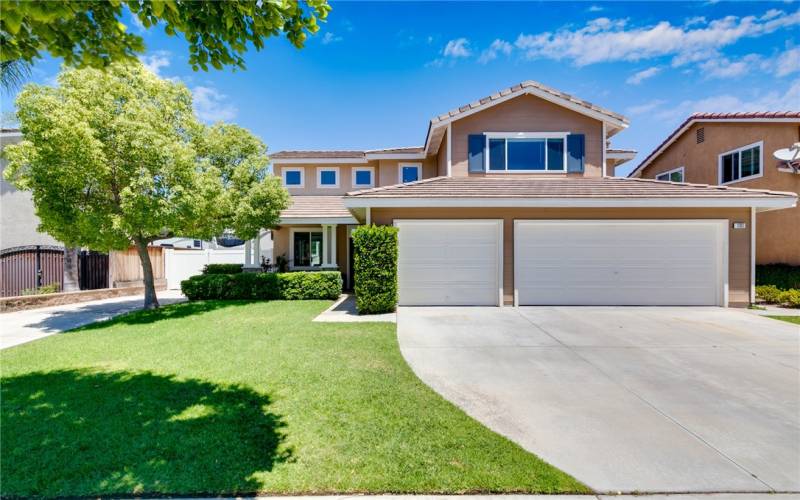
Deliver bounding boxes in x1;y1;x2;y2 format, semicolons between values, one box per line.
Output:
0;289;186;350
188;494;800;500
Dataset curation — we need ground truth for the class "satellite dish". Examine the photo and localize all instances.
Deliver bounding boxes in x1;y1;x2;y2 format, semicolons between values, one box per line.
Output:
773;143;800;162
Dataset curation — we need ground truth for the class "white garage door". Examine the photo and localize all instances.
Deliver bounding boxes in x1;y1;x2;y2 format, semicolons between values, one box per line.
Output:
396;220;502;306
515;220;727;306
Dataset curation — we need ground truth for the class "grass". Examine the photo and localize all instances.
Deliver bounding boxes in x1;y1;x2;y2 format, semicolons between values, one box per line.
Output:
767;315;800;325
1;300;587;497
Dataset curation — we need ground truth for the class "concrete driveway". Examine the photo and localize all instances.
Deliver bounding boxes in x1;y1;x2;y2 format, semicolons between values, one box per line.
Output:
1;290;186;349
398;306;800;494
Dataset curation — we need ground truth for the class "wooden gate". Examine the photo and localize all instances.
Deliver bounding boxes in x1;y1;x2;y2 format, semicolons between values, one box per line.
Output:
0;245;64;297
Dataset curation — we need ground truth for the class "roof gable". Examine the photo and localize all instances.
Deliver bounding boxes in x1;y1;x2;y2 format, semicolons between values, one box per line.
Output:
424;80;629;155
629;112;800;178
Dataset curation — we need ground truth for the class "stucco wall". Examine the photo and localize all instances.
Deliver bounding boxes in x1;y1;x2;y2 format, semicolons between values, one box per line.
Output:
370;207;753;307
1;133;62;251
640;122;800;265
450;94;605;178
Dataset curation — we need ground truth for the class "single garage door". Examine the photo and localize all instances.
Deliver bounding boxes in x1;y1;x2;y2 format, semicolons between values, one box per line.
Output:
396;220;502;306
515;220;727;306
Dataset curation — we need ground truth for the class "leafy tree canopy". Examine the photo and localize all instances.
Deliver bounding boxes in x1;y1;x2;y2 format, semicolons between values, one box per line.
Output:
1;0;330;70
3;62;290;307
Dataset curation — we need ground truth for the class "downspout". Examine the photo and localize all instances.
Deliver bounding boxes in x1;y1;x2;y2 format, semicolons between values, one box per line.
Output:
751;206;756;303
602;122;607;178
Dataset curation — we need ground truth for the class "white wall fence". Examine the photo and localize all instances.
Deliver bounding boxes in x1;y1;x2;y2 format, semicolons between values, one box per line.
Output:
164;248;245;289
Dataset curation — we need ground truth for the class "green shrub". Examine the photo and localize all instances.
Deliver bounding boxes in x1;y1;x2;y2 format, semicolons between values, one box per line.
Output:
779;289;800;308
352;224;398;315
20;282;60;296
202;263;243;275
181;271;340;301
278;272;341;300
756;264;800;290
756;285;784;304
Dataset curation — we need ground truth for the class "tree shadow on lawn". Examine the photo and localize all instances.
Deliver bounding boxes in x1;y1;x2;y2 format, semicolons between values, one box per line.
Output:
1;368;291;497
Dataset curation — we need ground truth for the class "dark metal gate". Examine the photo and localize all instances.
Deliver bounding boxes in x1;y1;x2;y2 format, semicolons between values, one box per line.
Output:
0;246;110;297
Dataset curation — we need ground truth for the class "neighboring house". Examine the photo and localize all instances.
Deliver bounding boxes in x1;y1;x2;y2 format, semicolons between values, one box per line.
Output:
628;113;800;266
272;81;796;308
1;129;62;251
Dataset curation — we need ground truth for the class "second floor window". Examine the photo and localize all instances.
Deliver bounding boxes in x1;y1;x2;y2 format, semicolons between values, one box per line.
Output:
282;168;304;188
720;142;762;184
353;167;374;188
317;167;339;188
400;164;421;183
656;167;684;182
487;134;567;172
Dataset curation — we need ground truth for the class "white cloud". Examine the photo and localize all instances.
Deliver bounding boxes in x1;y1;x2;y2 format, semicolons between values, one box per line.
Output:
774;46;800;77
443;38;472;58
626;99;667;116
139;50;171;76
478;39;513;64
514;9;800;67
656;81;800;121
192;86;237;123
587;5;604;12
697;54;761;79
626;66;661;85
321;32;342;44
130;14;146;33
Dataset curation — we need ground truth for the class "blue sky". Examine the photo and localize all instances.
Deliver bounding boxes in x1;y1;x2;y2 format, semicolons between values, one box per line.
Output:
8;1;800;176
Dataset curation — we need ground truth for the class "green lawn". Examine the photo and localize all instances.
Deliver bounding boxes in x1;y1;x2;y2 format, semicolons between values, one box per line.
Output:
767;315;800;325
1;300;586;497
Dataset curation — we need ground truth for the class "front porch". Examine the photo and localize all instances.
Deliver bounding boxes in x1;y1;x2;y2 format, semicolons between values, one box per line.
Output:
274;195;361;287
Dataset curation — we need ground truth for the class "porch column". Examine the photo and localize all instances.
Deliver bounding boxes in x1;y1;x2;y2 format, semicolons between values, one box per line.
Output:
244;239;252;266
321;224;338;268
253;230;261;266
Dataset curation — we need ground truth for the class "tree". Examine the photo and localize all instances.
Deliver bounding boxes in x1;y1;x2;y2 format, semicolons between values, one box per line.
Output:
1;0;330;71
0;59;31;92
3;62;289;309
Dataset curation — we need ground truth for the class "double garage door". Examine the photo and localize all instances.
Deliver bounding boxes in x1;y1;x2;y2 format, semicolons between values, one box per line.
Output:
396;219;727;307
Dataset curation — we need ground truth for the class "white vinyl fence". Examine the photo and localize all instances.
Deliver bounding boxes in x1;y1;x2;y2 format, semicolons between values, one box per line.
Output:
164;248;246;289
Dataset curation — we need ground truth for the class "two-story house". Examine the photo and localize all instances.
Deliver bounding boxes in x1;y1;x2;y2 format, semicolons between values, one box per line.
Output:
627;112;800;266
272;82;796;308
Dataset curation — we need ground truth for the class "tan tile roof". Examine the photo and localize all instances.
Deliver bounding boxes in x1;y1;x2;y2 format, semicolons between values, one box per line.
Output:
430;80;629;126
365;146;424;154
272;150;365;159
347;176;797;200
630;112;800;177
279;196;357;221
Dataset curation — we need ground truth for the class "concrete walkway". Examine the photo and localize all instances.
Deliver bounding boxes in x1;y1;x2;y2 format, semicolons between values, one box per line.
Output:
0;290;186;349
313;294;396;322
398;306;800;494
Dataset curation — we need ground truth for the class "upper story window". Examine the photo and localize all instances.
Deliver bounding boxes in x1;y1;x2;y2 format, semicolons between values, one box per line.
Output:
352;167;374;188
486;133;568;172
317;167;339;188
719;141;762;184
655;167;684;182
282;167;304;188
399;163;421;183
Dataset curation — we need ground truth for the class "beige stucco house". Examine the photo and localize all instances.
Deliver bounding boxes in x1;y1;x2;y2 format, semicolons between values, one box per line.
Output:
271;82;797;308
627;113;800;266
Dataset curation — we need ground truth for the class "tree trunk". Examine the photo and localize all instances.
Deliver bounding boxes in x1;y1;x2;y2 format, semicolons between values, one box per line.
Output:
134;238;159;309
63;247;80;292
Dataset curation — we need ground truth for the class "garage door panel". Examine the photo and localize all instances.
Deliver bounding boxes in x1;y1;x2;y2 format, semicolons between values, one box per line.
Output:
515;221;725;306
397;220;501;306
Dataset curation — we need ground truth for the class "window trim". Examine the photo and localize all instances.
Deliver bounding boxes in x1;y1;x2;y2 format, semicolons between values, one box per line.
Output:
655;166;685;182
289;227;324;270
483;132;570;173
718;141;764;185
398;163;422;183
281;167;305;188
316;166;340;189
352;166;375;188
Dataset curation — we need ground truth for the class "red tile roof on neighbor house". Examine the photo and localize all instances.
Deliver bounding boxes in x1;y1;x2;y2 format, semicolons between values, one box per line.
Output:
629;112;800;178
346;176;798;201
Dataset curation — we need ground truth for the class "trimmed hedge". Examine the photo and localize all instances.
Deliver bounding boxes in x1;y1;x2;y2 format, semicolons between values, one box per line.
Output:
756;264;800;290
202;263;243;275
181;271;342;301
352;224;398;315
